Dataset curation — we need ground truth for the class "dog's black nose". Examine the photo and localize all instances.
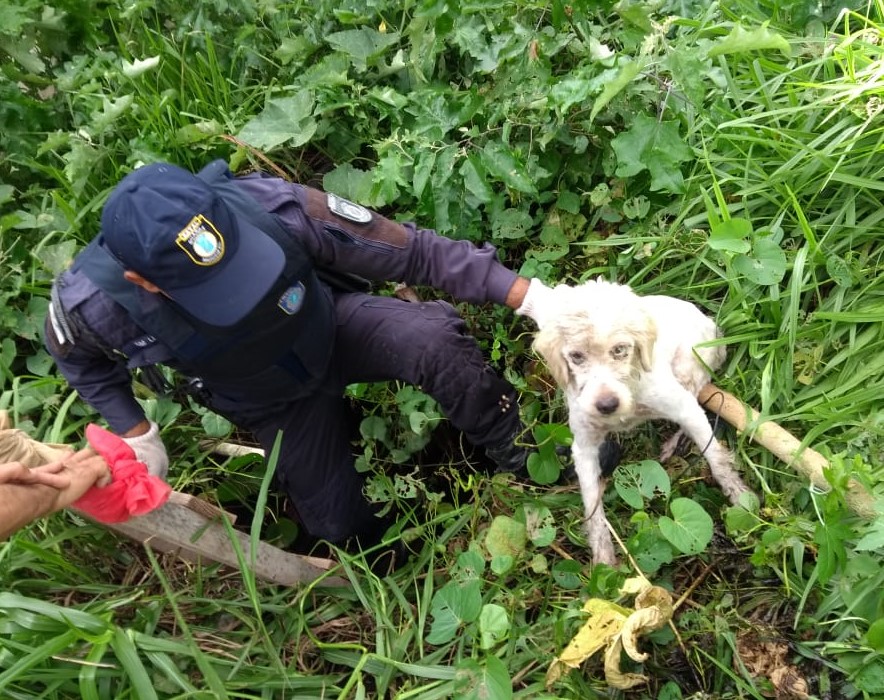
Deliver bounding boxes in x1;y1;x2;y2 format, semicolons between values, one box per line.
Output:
595;396;619;414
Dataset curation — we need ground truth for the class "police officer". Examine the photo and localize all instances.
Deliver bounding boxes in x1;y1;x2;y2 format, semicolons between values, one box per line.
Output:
44;160;556;547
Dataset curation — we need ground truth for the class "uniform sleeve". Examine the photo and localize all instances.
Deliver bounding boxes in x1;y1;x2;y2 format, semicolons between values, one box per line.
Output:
44;317;146;436
235;176;519;306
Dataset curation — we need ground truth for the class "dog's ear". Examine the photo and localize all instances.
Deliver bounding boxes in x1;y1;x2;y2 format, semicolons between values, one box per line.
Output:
632;316;658;372
533;327;571;386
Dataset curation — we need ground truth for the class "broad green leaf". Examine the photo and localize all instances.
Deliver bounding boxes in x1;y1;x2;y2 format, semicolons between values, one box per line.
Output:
724;491;761;534
413;150;437;200
556;190;581;214
629;528;675;574
25;349;52;377
552;559;584;589
813;520;850;585
855;519;884;552
826;254;854;286
93;95;135;136
37;240;78;275
550;68;599;113
622;195;650;220
708;217;752;253
853;658;884;694
658;681;685;700
0;36;45;73
725;503;758;534
611;115;692;194
520;503;557;547
480;142;537;194
237;92;316;151
273;36;317;65
459;156;494;204
491;554;515;575
527;449;561;484
614;460;670;509
0;4;32;36
326;28;400;70
590;58;644;122
866;619;884;654
453;656;513;700
63;141;101;195
121;55;160;78
201;411;232;438
708;24;791;58
454;546;486;580
371;151;407;206
408;411;429;435
426;579;483;645
479;604;509;649
491;207;533;240
323;163;373;202
431;147;457;232
359;415;388;442
733;238;787;285
485;515;527;559
175;119;224;145
530;553;549;573
658;498;713;554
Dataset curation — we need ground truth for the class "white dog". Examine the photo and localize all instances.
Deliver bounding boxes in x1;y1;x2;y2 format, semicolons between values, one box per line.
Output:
524;279;750;565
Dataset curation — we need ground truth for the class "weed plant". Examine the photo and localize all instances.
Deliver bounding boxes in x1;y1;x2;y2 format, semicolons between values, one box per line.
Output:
0;0;882;698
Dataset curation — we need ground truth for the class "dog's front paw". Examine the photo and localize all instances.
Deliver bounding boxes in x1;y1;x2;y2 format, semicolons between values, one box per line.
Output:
591;545;619;567
587;521;619;567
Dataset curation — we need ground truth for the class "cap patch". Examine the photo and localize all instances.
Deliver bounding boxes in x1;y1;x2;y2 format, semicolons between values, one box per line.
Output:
176;215;225;266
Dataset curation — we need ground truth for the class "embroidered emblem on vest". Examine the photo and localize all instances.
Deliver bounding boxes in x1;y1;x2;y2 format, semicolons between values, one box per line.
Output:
277;282;306;315
176;215;225;265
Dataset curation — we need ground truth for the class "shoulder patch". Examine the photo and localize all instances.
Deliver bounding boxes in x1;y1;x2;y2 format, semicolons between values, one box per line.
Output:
327;193;372;224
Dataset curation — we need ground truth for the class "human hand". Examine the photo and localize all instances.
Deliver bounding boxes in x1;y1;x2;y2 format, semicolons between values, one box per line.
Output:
515;278;558;327
0;460;71;489
32;448;112;510
121;421;169;479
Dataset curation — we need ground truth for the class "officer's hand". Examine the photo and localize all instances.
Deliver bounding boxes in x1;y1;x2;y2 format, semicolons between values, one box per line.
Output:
122;421;170;480
515;278;557;327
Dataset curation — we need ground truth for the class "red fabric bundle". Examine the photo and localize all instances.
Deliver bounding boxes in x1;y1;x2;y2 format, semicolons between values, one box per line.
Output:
72;424;171;523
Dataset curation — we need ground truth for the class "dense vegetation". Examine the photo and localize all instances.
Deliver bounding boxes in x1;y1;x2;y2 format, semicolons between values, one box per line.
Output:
1;0;882;697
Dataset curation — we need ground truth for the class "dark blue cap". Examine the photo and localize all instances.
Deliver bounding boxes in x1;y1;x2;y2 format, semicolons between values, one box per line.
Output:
101;162;284;327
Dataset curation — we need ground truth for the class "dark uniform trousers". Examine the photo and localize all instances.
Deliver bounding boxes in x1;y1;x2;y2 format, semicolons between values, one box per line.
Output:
240;292;519;544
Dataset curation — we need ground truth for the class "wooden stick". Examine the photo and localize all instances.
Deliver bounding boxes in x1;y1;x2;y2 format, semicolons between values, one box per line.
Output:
698;384;876;518
83;491;348;588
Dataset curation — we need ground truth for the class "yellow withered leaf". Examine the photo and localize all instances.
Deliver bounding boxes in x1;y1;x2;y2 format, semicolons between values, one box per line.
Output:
545;598;631;687
547;584;675;690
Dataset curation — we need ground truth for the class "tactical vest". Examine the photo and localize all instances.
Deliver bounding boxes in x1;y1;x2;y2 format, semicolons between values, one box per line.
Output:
72;160;335;387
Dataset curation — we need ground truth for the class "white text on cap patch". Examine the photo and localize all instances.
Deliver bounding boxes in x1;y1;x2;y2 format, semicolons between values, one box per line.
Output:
176;215;225;265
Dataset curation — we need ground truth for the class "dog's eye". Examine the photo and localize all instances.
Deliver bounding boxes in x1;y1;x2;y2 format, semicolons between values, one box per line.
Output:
610;343;630;359
567;350;586;365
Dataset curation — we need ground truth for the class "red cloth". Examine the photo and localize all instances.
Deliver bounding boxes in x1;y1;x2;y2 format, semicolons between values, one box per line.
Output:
72;424;171;523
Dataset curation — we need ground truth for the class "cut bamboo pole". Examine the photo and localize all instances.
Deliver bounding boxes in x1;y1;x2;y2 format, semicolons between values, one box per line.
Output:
698;384;876;518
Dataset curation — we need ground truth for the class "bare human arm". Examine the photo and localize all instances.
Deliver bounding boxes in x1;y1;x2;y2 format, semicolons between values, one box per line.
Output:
0;449;111;540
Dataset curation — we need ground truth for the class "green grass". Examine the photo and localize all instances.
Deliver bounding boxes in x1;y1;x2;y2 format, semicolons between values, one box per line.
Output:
1;0;883;697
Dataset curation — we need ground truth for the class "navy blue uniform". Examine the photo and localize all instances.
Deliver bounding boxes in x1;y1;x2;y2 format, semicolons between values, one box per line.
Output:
46;170;522;542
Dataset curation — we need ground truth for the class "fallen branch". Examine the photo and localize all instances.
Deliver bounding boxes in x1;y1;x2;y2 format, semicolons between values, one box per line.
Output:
698;383;876;519
88;491;348;588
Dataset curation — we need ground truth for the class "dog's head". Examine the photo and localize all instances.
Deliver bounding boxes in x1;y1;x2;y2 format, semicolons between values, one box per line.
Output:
533;279;657;426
